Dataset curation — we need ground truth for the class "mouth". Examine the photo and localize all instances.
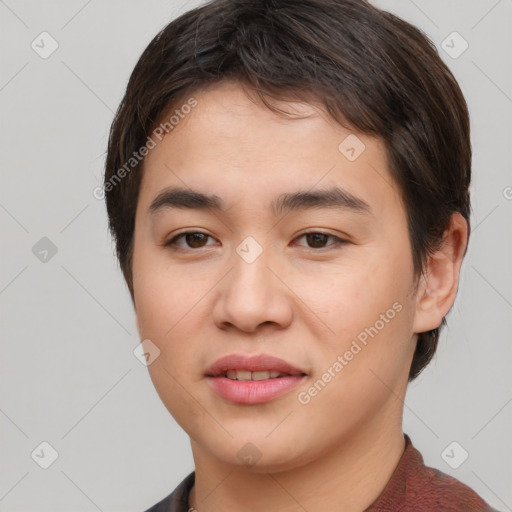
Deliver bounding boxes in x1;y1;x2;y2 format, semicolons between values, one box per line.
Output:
220;369;304;380
205;353;307;377
205;353;308;404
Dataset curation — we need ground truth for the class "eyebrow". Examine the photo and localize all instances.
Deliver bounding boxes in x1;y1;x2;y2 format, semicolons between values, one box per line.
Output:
149;186;373;218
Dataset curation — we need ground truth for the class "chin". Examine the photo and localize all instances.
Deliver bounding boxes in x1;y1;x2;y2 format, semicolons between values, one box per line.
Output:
202;433;317;473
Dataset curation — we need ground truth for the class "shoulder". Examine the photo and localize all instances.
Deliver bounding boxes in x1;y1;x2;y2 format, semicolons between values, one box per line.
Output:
144;472;195;512
407;459;499;511
367;434;500;512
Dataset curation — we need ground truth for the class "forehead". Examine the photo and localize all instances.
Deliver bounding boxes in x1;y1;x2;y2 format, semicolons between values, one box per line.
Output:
139;81;404;222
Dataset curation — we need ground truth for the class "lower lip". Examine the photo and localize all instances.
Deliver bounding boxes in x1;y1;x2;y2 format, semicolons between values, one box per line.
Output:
206;375;306;404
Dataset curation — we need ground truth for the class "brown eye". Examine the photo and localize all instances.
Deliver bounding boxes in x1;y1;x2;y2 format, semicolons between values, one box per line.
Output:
295;231;347;249
165;232;215;250
305;233;329;248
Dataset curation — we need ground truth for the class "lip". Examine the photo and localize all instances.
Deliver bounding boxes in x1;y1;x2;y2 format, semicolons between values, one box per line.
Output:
205;353;308;405
205;353;306;376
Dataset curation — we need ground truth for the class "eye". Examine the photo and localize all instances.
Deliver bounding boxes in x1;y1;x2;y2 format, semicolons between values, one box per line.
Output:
294;231;347;249
164;230;348;251
165;231;217;250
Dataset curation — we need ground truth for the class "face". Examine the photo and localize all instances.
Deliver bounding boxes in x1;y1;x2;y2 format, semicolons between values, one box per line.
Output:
132;81;419;472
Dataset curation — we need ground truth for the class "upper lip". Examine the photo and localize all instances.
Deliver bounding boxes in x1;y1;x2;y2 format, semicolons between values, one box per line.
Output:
205;354;307;377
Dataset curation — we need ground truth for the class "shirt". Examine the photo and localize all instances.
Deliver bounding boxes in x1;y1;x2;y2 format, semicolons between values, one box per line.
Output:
144;434;500;512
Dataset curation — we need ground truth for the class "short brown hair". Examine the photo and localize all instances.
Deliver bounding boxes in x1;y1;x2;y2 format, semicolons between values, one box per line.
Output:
104;0;471;381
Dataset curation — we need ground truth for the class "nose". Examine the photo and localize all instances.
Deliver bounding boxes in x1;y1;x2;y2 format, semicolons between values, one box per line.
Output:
212;243;293;333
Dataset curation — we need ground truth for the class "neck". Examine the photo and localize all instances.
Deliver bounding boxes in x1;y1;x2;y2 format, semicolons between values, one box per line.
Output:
188;418;405;512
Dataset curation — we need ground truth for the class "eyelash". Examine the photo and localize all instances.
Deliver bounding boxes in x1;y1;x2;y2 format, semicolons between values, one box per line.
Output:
164;230;348;252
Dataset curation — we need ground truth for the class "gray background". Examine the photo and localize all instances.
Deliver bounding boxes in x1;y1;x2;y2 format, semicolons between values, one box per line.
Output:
0;0;511;511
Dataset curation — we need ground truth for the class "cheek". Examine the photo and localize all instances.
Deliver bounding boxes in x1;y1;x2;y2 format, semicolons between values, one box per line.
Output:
133;241;195;337
132;248;206;419
132;243;216;386
312;256;407;332
306;245;415;385
144;354;207;439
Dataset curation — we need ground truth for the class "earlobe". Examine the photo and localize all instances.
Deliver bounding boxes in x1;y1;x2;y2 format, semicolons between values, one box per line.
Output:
412;213;468;334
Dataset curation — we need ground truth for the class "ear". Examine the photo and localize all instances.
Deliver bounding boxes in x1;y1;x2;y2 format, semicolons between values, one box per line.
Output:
412;213;469;334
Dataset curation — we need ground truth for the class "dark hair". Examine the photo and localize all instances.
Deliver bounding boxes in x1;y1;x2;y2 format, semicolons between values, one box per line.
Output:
104;0;471;381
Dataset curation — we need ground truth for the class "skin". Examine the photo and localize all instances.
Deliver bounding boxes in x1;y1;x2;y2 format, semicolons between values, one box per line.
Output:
132;80;468;512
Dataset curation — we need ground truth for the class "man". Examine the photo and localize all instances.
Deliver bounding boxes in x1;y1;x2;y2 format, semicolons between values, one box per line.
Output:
103;0;499;510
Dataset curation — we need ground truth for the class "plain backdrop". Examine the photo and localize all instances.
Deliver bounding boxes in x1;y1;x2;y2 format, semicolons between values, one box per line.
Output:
1;1;511;511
